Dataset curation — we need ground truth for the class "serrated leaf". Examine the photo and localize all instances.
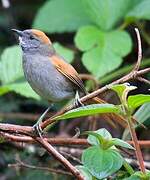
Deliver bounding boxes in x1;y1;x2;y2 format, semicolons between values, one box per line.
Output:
75;26;132;78
128;94;150;111
55;104;120;120
53;42;74;63
87;128;112;146
111;138;135;150
33;0;91;33
82;0;134;30
126;0;150;21
82;146;123;179
0;45;23;84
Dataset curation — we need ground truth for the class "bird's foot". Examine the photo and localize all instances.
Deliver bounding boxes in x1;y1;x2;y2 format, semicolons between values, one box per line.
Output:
74;91;84;107
33;106;51;137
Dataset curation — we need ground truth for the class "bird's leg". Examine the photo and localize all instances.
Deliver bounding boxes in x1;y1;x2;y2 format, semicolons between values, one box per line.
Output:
33;106;51;137
74;91;84;107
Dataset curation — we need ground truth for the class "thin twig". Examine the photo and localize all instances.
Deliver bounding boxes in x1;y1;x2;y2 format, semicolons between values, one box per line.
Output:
127;119;146;173
125;28;146;173
137;77;150;85
8;161;72;176
1;132;150;147
134;28;142;71
79;73;99;89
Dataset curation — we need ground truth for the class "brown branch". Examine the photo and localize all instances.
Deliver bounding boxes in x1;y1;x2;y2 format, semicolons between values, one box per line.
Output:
41;67;150;129
127;119;146;173
137;77;150;85
1;132;150;148
0;123;32;134
33;137;84;179
125;28;145;173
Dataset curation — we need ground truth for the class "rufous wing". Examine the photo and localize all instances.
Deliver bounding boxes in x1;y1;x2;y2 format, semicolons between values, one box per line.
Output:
50;55;86;94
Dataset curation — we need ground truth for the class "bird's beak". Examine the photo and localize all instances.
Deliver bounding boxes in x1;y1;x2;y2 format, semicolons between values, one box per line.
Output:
11;29;23;37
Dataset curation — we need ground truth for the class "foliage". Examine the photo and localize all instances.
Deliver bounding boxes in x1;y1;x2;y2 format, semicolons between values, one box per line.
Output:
33;0;150;79
56;84;150;179
0;0;150;179
0;46;40;99
75;27;132;77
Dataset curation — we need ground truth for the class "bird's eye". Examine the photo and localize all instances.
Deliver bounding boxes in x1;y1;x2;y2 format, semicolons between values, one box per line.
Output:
30;36;34;40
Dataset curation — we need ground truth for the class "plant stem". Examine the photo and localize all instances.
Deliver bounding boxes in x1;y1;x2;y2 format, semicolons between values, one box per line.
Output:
123;160;135;175
118;21;130;30
127;116;146;173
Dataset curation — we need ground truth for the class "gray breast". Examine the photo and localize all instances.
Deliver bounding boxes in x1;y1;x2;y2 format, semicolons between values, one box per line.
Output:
22;54;75;101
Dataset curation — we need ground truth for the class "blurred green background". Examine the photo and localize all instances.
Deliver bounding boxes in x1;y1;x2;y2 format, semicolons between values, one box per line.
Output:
0;0;150;179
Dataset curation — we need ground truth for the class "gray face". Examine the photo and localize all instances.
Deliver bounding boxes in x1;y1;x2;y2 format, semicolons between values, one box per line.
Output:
19;30;41;50
12;29;55;56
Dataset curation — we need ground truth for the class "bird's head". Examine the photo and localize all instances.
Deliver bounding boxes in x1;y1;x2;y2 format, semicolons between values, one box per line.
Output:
12;29;53;54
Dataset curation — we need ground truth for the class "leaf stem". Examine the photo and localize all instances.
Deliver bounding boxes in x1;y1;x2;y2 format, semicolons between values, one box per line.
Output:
118;21;130;30
123;160;135;175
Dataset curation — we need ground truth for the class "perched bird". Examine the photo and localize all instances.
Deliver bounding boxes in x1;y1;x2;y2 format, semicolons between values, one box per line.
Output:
12;29;120;133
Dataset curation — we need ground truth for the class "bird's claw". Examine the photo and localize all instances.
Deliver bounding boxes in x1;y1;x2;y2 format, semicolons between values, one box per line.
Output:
33;122;43;138
32;106;51;137
74;91;84;107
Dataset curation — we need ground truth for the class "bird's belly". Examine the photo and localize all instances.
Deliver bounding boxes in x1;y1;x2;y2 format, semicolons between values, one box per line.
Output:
23;55;74;102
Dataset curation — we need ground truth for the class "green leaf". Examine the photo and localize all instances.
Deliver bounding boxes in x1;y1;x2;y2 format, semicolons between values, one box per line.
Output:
128;94;150;111
123;103;150;140
0;45;23;84
0;46;40;100
75;26;132;78
0;82;40;100
82;0;134;30
109;83;137;102
111;138;135;150
124;171;150;180
53;42;74;63
126;0;150;21
87;128;112;146
82;146;123;179
124;175;140;180
76;166;93;180
55;104;120;120
134;103;150;125
32;0;91;33
74;26;103;51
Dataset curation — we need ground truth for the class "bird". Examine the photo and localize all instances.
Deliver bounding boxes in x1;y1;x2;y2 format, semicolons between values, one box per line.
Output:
11;29;120;134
